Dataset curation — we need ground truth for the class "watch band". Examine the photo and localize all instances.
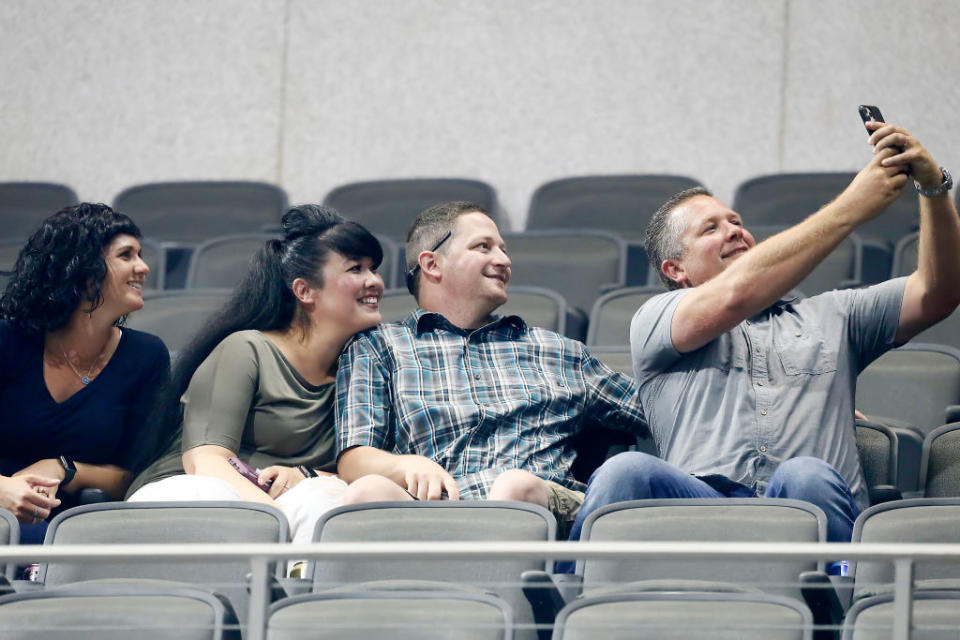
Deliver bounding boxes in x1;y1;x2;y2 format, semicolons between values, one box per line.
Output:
914;167;953;198
58;456;77;486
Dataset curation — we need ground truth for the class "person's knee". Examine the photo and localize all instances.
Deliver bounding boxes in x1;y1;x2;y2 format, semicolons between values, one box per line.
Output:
586;452;671;501
342;475;410;504
489;469;549;506
772;457;841;498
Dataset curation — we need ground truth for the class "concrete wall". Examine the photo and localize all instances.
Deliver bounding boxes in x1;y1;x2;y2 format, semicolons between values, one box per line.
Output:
1;0;956;230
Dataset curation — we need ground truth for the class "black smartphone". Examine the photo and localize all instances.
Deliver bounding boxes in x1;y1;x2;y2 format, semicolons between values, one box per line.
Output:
228;456;272;492
858;105;884;134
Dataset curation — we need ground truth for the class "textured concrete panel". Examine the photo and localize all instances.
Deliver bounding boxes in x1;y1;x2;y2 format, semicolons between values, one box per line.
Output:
284;0;787;227
0;0;285;203
784;0;960;178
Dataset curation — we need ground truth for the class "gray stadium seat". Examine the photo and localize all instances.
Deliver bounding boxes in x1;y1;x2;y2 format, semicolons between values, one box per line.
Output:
891;232;960;351
921;422;960;498
526;174;702;240
855;420;901;503
126;290;231;358
324;179;498;241
186;233;399;291
0;182;78;240
732;173;920;249
842;591;960;640
39;501;288;629
0;578;240;640
587;346;633;376
0;239;24;291
113;182;289;245
308;501;555;640
856;344;960;436
501;230;627;316
573;499;826;601
553;591;812;640
0;509;18;581
586;286;666;346
267;589;512;640
851;499;960;603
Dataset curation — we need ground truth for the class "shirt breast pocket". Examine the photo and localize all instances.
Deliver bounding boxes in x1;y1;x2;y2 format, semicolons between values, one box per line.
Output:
774;326;839;376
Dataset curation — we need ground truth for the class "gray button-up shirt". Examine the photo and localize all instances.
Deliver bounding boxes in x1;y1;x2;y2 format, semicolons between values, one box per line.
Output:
630;278;907;510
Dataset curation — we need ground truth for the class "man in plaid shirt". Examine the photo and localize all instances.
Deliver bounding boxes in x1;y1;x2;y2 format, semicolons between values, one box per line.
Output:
335;201;647;531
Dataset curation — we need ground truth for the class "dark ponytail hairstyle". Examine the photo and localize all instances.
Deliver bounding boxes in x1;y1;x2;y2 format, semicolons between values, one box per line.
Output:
149;204;383;448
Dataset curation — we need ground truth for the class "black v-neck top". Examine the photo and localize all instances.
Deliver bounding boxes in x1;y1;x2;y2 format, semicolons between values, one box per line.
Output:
0;320;170;476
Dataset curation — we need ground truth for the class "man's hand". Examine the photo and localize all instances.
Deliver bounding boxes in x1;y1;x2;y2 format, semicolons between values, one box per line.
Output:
258;465;307;499
868;121;942;190
396;455;460;501
837;142;908;222
0;474;61;524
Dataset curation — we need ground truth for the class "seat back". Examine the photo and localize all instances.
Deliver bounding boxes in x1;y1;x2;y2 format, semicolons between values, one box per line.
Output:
554;591;812;640
324;179;497;241
0;182;78;240
0;509;18;581
579;499;826;599
113;182;288;244
267;589;512;640
921;423;960;498
855;420;899;492
526;175;701;240
127;290;231;358
0;239;24;291
842;591;960;640
587;346;634;377
586;286;666;346
0;578;239;640
310;501;554;640
852;499;960;600
41;502;288;627
139;238;165;291
502;230;626;315
856;344;960;435
733;173;919;246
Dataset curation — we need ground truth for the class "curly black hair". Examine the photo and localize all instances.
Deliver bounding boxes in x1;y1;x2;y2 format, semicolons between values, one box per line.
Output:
0;203;142;335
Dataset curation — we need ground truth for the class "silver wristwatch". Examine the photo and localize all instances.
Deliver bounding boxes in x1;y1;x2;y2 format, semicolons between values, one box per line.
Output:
914;167;953;197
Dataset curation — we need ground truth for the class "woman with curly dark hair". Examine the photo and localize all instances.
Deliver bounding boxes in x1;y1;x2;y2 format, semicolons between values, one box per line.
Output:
0;203;170;540
127;205;383;549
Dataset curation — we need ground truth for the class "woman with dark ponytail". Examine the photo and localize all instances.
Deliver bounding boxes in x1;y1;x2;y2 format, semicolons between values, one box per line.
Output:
127;205;384;545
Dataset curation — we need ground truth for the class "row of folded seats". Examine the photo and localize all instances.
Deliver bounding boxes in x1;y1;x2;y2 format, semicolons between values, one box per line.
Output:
3;498;960;638
1;174;954;291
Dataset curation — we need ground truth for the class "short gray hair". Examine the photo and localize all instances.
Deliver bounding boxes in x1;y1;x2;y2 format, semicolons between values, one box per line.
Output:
643;186;713;289
405;201;491;299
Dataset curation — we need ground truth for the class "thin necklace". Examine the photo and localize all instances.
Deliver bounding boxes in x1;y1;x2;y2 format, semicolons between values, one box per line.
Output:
60;341;109;385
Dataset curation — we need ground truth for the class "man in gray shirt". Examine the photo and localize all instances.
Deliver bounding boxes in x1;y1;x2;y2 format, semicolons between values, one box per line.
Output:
569;120;960;544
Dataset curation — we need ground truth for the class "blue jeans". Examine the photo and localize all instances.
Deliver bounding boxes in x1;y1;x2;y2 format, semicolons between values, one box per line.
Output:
568;452;860;544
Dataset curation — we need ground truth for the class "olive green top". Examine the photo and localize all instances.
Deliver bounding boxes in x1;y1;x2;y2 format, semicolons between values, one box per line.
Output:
127;330;336;497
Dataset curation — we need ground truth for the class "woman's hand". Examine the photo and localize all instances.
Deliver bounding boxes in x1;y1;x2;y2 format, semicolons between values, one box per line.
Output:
0;474;61;524
258;466;307;499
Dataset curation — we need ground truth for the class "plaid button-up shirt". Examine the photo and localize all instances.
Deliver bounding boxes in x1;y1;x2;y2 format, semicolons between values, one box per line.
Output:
336;309;647;499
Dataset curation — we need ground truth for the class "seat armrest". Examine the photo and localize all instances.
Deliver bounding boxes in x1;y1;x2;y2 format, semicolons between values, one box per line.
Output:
868;484;902;505
10;579;44;594
945;406;960;424
800;570;845;640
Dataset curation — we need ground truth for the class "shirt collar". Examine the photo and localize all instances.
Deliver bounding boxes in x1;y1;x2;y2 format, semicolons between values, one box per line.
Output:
410;308;527;335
